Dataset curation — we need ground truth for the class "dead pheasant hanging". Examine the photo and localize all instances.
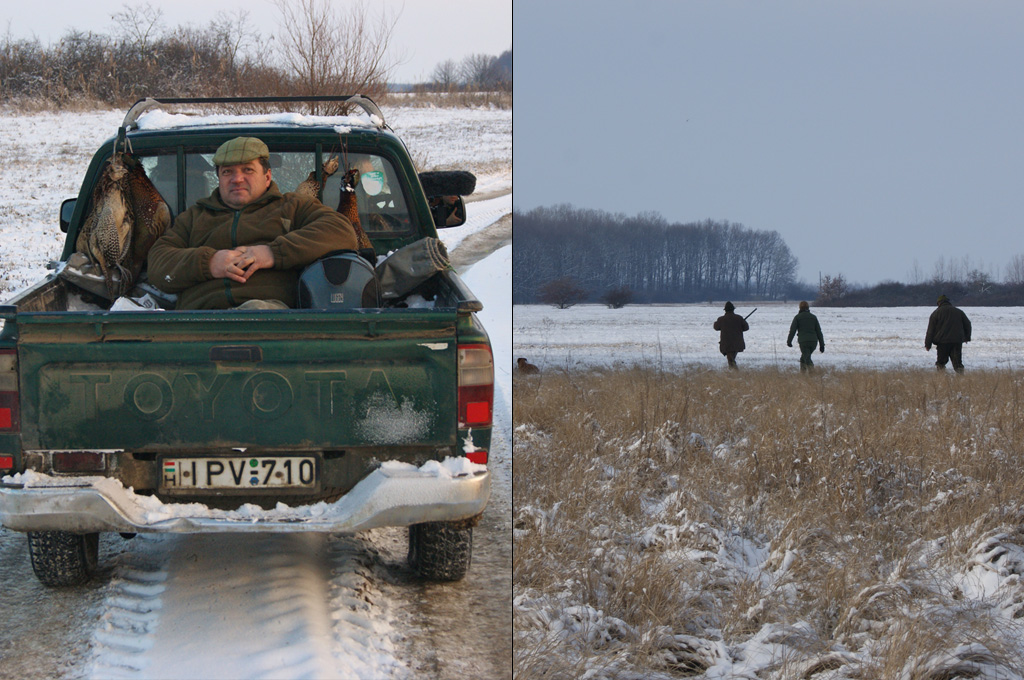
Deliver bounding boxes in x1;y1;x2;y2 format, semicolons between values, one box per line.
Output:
294;154;340;199
75;152;170;299
336;166;375;255
296;156;374;257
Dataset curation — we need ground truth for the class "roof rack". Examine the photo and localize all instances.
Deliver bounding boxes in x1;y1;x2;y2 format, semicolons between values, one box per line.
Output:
120;95;387;131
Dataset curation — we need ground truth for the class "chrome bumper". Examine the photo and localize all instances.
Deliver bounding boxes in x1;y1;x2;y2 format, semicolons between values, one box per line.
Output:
0;467;490;534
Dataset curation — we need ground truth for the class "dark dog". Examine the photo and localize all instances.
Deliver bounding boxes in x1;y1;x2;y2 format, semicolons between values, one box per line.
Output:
517;357;540;375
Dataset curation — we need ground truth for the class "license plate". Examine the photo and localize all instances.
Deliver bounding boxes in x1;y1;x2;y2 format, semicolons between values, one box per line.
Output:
161;456;317;491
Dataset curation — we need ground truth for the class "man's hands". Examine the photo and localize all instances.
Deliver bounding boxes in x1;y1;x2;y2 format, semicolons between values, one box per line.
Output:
210;245;274;283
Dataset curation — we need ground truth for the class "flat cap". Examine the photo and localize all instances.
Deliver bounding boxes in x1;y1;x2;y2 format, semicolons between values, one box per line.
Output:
213;137;269;166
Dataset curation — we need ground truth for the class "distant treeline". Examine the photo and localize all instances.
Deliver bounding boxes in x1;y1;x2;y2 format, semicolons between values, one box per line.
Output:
819;254;1024;306
822;280;1024;307
513;205;808;304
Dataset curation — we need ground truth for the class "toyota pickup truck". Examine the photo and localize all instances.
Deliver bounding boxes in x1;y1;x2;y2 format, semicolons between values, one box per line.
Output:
0;96;493;586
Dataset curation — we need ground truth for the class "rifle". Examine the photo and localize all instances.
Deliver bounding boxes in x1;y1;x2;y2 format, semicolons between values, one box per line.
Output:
744;308;758;320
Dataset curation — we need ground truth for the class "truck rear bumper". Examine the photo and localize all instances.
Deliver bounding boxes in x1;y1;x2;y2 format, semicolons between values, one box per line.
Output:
0;466;490;534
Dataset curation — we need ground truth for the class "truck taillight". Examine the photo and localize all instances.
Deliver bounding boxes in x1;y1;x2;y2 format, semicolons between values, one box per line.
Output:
458;344;493;430
0;349;18;433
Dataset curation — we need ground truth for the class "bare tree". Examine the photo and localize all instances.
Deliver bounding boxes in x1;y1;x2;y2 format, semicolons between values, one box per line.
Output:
460;53;502;89
908;258;924;285
273;0;401;110
210;9;259;76
430;59;459;91
112;3;165;53
1006;254;1024;285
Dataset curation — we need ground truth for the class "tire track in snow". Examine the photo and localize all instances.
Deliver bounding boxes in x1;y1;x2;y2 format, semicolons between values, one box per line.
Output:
326;536;409;679
87;535;171;679
84;533;407;680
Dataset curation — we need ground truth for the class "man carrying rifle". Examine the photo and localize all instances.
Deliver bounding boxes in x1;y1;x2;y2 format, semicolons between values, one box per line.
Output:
713;301;750;369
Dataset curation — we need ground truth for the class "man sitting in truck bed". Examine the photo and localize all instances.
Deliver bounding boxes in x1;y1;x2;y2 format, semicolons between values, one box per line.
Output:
147;137;358;310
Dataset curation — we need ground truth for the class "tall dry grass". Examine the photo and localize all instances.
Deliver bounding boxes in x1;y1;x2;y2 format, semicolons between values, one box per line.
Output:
389;90;512;110
513;366;1024;678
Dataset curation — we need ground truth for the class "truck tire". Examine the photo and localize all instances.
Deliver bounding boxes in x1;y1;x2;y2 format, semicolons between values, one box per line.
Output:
27;531;99;587
408;521;473;581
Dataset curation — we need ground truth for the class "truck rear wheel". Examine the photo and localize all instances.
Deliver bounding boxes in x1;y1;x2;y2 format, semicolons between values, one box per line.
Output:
27;531;99;587
408;521;473;581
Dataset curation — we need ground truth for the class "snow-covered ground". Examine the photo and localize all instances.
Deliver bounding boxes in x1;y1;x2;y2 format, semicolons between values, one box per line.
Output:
514;302;1024;371
0;105;511;679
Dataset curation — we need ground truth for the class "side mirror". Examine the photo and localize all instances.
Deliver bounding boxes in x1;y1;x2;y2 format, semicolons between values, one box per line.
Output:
60;198;76;233
430;195;467;228
419;170;476;197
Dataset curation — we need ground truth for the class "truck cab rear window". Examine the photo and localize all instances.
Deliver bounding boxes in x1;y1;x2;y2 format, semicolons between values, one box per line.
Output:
140;150;412;235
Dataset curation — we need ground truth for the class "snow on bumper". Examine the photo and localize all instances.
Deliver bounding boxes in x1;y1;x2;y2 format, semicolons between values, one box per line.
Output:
0;459;490;534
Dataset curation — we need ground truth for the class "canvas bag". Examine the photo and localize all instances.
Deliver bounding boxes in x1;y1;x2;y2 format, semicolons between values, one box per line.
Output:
375;237;450;301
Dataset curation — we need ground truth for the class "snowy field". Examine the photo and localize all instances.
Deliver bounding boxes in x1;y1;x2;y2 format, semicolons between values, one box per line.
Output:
0;105;512;679
514;302;1024;371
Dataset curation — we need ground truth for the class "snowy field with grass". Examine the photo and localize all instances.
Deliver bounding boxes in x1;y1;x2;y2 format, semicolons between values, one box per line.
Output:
514;302;1024;678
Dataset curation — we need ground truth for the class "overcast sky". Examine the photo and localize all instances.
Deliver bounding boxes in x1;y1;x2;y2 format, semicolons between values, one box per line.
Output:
514;1;1024;286
3;0;510;84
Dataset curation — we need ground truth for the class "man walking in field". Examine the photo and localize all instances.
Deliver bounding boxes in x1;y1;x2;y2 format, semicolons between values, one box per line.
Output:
925;294;972;373
714;301;748;369
787;301;825;372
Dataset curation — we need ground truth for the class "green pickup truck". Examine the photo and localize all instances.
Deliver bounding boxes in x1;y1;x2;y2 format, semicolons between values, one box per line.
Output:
0;96;493;586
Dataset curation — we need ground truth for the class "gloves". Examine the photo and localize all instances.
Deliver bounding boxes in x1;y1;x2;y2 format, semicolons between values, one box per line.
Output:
925;344;931;351
819;343;825;353
787;341;792;347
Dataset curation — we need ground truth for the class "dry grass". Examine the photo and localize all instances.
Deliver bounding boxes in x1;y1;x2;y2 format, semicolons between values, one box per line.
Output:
513;367;1024;678
388;90;512;110
0;97;115;114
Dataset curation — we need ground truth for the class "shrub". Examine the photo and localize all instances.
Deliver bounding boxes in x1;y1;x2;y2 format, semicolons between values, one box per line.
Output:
538;276;588;309
600;285;634;309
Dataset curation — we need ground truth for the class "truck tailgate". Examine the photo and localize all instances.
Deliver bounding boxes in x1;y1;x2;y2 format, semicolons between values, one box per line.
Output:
14;309;458;451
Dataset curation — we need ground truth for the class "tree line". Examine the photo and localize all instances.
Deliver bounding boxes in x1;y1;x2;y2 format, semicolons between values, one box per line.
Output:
424;50;511;91
0;1;511;108
817;273;1024;307
513;205;806;305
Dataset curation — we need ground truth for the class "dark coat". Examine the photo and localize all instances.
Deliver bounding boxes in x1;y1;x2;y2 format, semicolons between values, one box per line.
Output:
148;182;357;310
714;311;748;354
925;301;972;348
788;310;824;346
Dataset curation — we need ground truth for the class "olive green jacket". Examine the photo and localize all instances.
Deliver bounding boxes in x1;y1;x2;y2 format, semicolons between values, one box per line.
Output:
148;182;358;309
787;309;824;346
